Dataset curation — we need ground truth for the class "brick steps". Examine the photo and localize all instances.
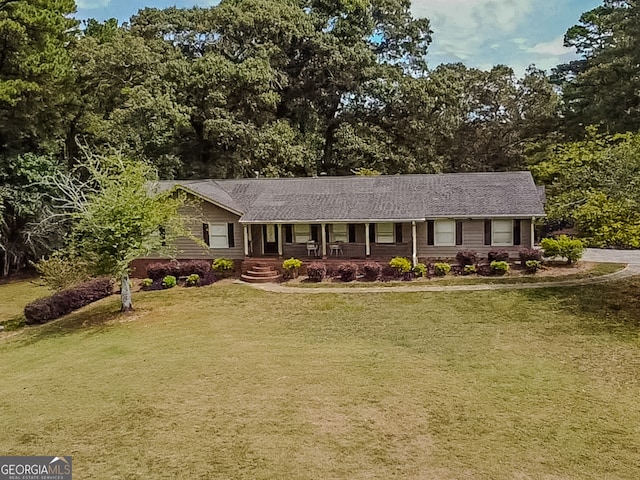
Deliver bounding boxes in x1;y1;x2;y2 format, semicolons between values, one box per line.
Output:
240;264;281;283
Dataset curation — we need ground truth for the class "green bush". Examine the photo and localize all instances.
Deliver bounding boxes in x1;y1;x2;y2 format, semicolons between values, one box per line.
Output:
463;264;477;275
162;275;177;289
213;258;234;276
412;263;427;278
33;254;90;292
490;261;510;275
141;278;153;288
282;257;302;279
540;235;585;264
186;274;200;286
525;260;542;273
434;262;451;276
389;257;412;274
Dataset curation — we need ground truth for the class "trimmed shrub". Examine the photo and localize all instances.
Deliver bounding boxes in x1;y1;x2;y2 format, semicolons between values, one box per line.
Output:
179;260;211;278
456;250;478;266
282;258;303;279
213;258;234;277
463;264;477;275
336;262;358;282
434;262;452;276
413;263;427;278
541;235;585;264
186;274;200;286
518;248;543;263
162;275;177;289
146;263;169;281
389;257;412;275
306;262;327;282
525;260;542;273
141;278;153;290
488;249;510;262
24;277;114;325
361;261;382;281
199;272;218;286
490;260;510;275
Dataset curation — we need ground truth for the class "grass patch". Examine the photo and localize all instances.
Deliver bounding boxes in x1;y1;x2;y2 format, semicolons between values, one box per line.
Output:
0;278;639;479
0;278;50;328
291;262;626;288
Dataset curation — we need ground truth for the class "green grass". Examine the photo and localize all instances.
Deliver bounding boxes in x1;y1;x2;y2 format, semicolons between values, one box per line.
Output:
1;278;640;479
293;262;626;288
0;278;50;327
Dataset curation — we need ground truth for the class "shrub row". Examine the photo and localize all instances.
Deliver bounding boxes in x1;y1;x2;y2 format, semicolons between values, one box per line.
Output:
146;260;212;280
24;277;114;325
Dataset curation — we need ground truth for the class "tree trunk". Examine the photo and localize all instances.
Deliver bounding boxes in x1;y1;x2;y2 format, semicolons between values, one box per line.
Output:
121;273;133;312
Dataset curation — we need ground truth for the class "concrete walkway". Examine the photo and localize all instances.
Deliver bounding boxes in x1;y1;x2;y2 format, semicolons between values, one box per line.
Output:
240;248;640;294
583;248;640;265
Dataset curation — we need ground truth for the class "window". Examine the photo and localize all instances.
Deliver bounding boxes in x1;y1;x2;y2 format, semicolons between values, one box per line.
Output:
294;224;310;243
434;220;455;246
332;224;348;242
210;223;229;248
492;219;513;246
376;223;394;243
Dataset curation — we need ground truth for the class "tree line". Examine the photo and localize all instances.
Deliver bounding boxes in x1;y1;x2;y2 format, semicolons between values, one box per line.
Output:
1;0;639;275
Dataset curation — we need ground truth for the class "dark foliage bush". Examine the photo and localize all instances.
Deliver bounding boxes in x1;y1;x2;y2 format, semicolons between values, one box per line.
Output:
199;272;218;286
488;249;509;262
518;248;543;263
146;262;169;281
306;262;327;282
336;262;358;282
147;260;211;280
381;264;401;280
179;260;211;278
361;261;381;281
456;250;478;266
24;277;114;325
476;264;493;276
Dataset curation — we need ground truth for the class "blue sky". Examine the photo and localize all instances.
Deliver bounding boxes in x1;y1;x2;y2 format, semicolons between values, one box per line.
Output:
75;0;603;76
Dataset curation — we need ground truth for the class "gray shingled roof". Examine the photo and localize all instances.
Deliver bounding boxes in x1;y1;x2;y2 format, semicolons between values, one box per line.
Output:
158;172;546;223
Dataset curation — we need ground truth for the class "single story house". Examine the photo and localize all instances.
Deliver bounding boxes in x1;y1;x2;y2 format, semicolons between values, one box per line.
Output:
135;172;545;274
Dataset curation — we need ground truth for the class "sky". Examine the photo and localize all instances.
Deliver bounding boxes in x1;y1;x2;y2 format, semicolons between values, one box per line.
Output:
74;0;603;76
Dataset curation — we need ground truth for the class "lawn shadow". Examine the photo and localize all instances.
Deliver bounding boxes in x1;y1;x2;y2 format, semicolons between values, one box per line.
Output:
518;277;640;337
18;296;126;345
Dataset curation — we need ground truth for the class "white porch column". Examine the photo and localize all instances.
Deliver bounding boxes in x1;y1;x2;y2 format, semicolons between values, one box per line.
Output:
412;221;418;266
243;225;249;257
277;223;283;256
321;223;327;258
247;225;253;255
531;217;536;247
365;223;371;256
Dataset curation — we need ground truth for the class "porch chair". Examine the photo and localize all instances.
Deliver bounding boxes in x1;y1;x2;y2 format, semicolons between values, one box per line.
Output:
306;240;319;257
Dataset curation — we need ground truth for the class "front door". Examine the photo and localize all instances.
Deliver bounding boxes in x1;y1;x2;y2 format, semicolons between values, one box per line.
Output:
263;225;278;255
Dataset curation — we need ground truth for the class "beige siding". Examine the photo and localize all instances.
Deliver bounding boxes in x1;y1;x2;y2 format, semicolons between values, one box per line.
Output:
416;219;533;260
174;200;244;260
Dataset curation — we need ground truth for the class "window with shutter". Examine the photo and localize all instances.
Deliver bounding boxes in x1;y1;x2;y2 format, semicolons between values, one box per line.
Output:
434;220;455;246
376;223;394;243
492;219;513;246
209;223;229;248
294;224;310;243
332;224;348;242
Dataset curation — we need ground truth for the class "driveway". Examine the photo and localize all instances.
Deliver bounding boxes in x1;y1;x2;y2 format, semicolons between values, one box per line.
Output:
583;248;640;265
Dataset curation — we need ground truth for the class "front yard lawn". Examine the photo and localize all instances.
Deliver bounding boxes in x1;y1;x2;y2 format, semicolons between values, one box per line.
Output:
0;278;639;479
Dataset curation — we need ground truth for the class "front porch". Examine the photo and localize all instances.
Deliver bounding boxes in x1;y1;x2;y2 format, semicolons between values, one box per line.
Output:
242;222;418;264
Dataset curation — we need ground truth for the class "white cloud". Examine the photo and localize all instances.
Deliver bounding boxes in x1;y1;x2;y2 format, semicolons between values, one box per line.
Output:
528;35;573;56
76;0;111;9
412;0;536;61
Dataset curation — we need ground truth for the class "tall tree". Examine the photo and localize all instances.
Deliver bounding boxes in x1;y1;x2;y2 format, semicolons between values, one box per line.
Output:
553;0;640;137
51;152;189;311
0;0;78;155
